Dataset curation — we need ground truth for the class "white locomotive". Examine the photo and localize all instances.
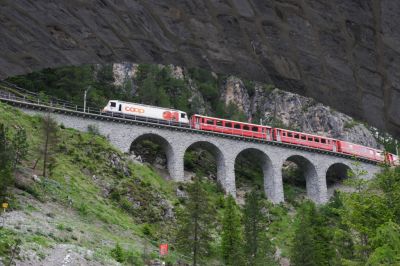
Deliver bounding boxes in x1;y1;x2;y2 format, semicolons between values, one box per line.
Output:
102;100;190;124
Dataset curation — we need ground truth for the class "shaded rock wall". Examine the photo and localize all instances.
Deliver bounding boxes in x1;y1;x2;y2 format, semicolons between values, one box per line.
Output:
0;1;399;137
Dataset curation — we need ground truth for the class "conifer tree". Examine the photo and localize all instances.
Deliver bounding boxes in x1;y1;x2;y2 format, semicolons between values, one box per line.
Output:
0;124;14;201
243;191;275;266
176;177;214;266
11;126;28;170
221;195;244;266
291;202;317;266
40;113;59;177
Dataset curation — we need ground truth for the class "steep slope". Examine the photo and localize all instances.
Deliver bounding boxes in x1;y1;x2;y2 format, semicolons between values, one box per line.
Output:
0;102;186;265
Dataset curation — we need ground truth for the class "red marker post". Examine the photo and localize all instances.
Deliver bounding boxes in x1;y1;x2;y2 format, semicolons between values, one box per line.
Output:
159;243;168;256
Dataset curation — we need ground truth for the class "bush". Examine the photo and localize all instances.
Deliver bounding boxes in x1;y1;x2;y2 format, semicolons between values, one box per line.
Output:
87;124;100;136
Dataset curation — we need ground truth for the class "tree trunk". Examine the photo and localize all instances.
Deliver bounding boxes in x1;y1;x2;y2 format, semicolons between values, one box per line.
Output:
43;121;50;177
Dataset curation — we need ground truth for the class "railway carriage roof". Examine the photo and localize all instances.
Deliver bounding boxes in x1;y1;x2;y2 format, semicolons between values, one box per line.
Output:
108;100;186;113
274;128;336;140
192;114;272;128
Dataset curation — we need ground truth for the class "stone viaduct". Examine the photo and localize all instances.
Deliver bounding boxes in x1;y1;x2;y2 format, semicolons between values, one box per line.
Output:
11;101;380;205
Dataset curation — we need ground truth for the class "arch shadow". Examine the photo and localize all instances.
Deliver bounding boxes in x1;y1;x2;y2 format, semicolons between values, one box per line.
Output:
283;155;319;202
129;133;175;176
234;148;273;201
183;141;225;187
326;162;352;197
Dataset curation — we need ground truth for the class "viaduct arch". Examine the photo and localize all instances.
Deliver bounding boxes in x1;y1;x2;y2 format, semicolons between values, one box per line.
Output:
0;1;399;137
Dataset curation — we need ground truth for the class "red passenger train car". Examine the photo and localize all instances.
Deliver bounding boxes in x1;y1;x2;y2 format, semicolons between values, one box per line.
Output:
190;115;273;140
273;128;337;151
337;141;385;162
190;115;399;165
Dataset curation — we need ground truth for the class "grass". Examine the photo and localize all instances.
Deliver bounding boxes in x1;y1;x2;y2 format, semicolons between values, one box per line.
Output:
0;102;189;264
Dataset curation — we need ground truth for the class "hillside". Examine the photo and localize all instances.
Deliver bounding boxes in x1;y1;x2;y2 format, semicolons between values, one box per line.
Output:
0;102;215;265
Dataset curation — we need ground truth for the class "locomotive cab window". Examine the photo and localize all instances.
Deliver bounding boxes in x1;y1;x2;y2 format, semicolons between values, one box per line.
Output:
110;102;116;107
181;113;186;118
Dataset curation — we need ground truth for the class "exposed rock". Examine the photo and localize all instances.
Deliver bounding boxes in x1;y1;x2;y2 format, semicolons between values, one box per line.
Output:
176;187;188;199
32;174;41;183
1;1;399;137
220;76;252;116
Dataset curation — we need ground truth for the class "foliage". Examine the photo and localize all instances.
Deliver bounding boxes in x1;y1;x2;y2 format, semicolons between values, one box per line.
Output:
0;124;15;200
11;126;29;170
175;177;215;265
243;191;275;266
290;201;334;266
39;113;59;177
221;195;244;266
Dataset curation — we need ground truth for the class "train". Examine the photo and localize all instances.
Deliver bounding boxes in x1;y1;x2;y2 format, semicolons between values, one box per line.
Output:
102;100;399;166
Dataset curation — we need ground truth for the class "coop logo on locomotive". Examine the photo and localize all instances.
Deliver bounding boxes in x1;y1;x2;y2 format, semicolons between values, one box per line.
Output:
125;106;145;113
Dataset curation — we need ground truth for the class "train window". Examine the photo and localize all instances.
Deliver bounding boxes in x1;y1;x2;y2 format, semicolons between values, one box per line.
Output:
301;135;306;140
181;113;186;118
110;102;116;107
287;132;292;137
294;134;299;139
252;126;258;132
225;122;232;128
308;137;313;141
206;119;214;125
315;138;320;143
243;125;250;131
234;124;241;129
216;120;223;126
321;139;326;144
283;132;286;136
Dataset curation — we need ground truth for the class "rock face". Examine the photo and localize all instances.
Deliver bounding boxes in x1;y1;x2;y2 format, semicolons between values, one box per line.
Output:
0;1;399;137
114;63;380;148
220;78;380;148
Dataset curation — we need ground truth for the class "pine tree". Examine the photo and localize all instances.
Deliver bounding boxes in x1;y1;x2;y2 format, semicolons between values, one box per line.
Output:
290;202;317;266
11;126;28;170
176;177;214;265
291;201;336;266
221;195;244;266
243;191;275;266
40;113;59;177
0;124;14;201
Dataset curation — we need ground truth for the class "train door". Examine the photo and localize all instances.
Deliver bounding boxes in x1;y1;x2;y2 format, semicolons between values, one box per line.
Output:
194;116;201;129
332;140;337;152
118;104;122;112
276;129;281;142
266;128;271;141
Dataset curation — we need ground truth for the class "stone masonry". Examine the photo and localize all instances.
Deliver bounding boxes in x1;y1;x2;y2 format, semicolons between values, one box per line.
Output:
21;108;381;204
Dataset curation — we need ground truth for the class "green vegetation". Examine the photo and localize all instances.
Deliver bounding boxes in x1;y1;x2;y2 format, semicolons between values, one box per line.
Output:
221;195;244;266
3;64;400;265
175;177;215;265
